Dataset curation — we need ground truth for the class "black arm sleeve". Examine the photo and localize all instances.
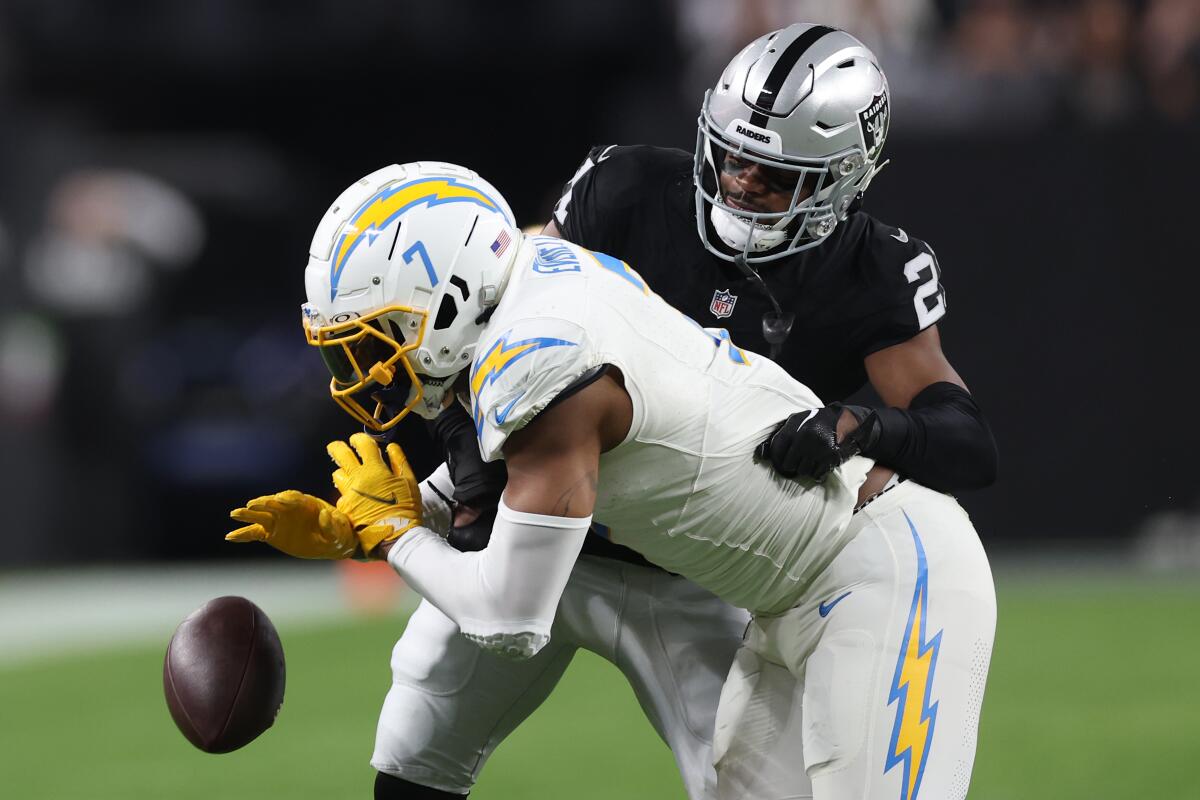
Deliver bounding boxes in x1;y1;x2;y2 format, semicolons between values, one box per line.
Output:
427;403;508;553
428;403;507;508
862;381;998;492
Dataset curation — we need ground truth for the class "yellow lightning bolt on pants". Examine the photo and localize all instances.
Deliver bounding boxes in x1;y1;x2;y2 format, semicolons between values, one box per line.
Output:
711;483;996;800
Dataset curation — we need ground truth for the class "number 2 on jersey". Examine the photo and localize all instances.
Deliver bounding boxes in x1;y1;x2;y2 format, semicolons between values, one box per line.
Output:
903;250;946;329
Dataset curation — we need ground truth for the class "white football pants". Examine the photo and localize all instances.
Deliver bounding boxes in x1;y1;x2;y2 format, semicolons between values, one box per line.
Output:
372;554;750;798
712;482;996;800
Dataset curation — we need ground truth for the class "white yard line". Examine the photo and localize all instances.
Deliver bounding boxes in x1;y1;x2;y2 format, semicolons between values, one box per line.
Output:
0;562;418;667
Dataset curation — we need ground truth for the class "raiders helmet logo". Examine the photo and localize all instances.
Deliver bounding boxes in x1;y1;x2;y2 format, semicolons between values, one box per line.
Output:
857;91;890;162
710;289;738;319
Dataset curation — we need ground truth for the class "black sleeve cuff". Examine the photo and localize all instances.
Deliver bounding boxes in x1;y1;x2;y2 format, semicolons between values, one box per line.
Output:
863;382;998;492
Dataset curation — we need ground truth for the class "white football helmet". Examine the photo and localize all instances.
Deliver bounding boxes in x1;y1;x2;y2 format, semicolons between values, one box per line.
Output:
695;24;891;263
302;162;520;431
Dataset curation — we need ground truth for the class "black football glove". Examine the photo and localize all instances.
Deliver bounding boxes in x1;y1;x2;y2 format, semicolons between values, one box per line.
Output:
446;505;498;553
429;402;507;509
429;402;507;552
756;403;880;480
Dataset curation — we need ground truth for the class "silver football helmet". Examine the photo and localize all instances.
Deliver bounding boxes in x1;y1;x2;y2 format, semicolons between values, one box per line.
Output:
695;24;891;263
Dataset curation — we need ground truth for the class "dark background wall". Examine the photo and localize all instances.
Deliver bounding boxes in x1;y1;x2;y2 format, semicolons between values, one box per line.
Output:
0;0;1195;563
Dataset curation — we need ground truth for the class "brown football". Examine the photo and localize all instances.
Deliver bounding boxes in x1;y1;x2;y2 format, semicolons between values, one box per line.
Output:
163;595;286;753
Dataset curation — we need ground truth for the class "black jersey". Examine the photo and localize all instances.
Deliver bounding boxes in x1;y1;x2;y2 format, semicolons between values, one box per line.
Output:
554;145;947;402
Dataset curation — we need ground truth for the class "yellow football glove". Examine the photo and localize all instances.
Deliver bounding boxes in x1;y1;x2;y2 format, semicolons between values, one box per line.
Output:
226;490;359;559
327;432;422;555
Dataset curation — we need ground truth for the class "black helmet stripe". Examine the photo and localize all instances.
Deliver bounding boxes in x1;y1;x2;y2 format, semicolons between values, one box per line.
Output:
748;24;835;126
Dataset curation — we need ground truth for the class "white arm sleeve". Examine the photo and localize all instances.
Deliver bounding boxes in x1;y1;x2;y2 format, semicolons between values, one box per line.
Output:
386;499;590;659
418;462;455;536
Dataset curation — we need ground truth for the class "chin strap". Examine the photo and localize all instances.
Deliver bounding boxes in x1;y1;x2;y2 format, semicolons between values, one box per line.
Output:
732;255;795;359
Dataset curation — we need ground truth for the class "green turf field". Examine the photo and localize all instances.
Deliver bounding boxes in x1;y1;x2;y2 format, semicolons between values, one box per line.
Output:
2;572;1198;799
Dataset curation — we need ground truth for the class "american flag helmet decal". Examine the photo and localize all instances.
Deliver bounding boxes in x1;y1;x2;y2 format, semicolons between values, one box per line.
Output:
490;229;511;258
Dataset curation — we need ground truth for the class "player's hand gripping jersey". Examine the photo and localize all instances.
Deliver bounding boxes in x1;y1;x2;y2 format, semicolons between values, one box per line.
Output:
472;236;872;614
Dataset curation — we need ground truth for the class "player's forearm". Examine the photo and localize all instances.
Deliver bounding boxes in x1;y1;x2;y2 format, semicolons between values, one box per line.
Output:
863;381;998;492
384;500;591;659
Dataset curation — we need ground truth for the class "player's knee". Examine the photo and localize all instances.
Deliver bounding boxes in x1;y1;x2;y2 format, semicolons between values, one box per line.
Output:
374;771;467;799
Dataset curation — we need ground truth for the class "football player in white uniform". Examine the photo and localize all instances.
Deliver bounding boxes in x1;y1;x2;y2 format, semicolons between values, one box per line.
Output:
229;160;996;799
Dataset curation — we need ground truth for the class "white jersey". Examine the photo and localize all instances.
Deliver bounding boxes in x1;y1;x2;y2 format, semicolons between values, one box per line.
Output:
470;236;871;614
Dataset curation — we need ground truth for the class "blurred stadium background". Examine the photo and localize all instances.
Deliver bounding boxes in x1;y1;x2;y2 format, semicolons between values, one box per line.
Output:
1;1;1198;797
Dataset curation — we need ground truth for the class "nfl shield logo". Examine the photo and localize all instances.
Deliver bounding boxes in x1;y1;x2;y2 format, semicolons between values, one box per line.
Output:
710;289;738;319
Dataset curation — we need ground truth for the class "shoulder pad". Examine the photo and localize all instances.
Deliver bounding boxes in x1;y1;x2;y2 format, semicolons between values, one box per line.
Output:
553;144;619;228
553;145;689;235
469;318;596;461
854;216;948;350
863;217;932;261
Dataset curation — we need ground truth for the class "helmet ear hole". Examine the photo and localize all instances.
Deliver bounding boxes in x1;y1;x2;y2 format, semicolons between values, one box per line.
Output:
433;293;458;331
449;274;470;301
386;317;407;343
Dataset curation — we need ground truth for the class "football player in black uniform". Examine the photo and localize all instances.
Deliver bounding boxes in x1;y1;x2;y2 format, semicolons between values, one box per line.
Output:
547;33;995;495
368;23;996;800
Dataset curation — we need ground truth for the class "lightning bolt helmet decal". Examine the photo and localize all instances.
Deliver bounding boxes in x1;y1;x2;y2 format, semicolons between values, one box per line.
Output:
329;176;512;301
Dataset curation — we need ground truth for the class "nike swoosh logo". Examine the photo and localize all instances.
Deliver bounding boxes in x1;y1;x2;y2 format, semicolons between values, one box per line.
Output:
353;489;397;505
794;408;818;428
891;228;908;243
818;591;852;617
495;391;526;425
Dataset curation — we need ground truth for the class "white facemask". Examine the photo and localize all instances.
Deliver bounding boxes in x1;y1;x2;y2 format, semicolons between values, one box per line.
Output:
709;204;791;254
